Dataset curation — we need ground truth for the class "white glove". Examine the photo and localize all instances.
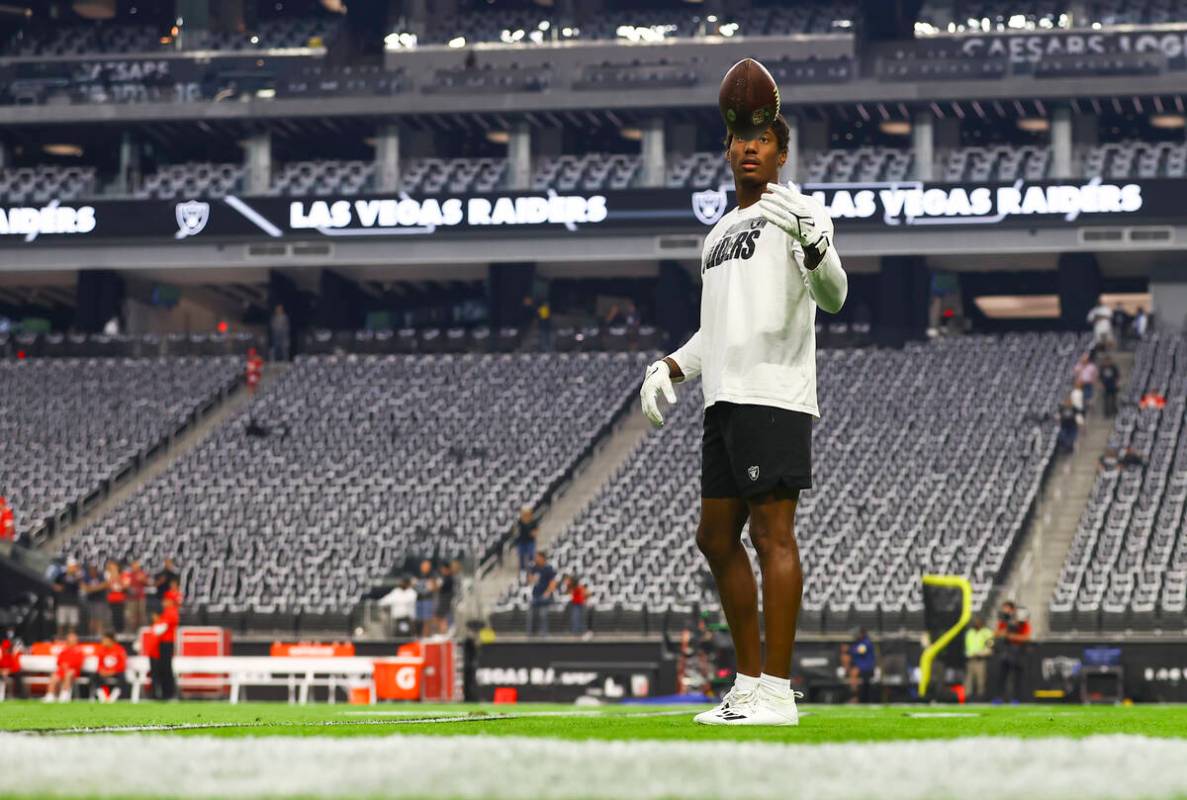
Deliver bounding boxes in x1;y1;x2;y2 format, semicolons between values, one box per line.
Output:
640;360;677;428
757;182;834;252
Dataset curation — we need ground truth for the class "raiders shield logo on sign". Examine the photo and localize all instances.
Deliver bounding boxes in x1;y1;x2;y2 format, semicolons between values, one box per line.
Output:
748;465;760;481
175;200;210;239
691;187;728;226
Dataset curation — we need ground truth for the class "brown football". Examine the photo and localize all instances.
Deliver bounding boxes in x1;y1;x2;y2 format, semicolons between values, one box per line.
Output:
718;58;780;141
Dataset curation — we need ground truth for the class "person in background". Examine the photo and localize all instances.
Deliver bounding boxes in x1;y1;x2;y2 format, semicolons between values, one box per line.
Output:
94;631;128;703
104;560;127;635
144;612;163;699
44;631;84;703
1134;307;1149;341
963;615;994;702
1098;447;1121;473
153;557;180;614
1057;399;1080;455
270;304;291;362
246;347;264;397
84;564;108;636
0;630;25;699
1087;300;1113;349
1112;304;1130;349
1073;354;1098;413
536;300;552;351
1099;355;1120;418
163;578;183;608
846;628;877;703
514;505;540;583
526;551;558;637
995;601;1032;704
414;560;438;639
125;559;149;632
565;574;588;637
436;561;459;635
0;496;14;542
1069;382;1086;432
53;559;83;636
153;596;180;700
377;577;417;637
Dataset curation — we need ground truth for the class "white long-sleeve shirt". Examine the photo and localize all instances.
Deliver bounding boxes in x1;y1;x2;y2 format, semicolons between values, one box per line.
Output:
668;202;847;418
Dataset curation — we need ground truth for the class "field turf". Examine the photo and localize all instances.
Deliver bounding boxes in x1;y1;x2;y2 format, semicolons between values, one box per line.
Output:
4;701;1187;799
2;699;1187;742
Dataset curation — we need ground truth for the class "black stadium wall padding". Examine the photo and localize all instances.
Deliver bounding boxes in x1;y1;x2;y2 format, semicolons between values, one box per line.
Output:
488;262;537;329
875;255;930;348
315;270;370;333
74;269;124;334
1058;252;1102;331
656;260;697;350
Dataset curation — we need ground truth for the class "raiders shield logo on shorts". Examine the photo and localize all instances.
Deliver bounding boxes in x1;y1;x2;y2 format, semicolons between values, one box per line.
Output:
748;465;760;481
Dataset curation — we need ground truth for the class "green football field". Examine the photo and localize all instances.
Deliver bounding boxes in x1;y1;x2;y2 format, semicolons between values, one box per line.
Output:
3;701;1187;799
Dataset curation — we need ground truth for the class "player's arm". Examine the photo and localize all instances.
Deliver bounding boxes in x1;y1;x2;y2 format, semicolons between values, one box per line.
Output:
640;330;702;427
757;182;848;314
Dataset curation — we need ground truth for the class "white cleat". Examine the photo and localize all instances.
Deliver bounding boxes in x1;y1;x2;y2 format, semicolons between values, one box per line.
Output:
693;685;750;725
41;694;56;703
699;686;803;726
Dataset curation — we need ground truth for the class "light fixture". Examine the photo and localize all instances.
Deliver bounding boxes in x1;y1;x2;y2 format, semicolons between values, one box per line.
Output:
1017;118;1050;132
448;36;466;48
1151;114;1186;129
43;143;83;157
879;120;911;136
620;127;643;141
255;88;276;99
486;131;510;144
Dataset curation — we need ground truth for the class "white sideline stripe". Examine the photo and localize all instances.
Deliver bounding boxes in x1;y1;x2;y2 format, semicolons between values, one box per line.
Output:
25;709;694;735
3;733;1187;799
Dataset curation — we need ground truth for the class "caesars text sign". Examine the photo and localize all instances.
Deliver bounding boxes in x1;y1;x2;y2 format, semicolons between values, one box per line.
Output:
901;27;1187;66
0;178;1178;245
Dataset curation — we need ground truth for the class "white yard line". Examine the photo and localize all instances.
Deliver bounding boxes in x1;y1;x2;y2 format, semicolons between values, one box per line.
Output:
23;708;695;735
3;732;1187;799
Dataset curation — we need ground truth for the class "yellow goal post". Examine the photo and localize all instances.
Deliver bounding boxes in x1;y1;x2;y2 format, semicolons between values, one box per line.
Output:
918;574;973;698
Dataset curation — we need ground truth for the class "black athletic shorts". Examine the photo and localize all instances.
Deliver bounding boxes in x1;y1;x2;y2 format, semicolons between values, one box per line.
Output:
702;402;813;499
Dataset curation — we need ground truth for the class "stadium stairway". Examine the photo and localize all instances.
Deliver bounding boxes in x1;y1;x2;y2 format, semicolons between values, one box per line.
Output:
999;352;1134;637
465;404;653;628
40;362;289;556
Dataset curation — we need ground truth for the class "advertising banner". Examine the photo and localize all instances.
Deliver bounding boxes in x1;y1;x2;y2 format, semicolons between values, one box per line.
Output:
474;640;676;703
0;177;1177;247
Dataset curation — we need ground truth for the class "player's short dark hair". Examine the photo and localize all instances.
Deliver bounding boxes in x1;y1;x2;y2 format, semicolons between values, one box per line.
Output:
724;113;791;154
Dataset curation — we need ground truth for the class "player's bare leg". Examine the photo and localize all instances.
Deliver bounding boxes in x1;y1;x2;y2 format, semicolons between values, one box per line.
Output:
746;486;803;678
695;497;761;678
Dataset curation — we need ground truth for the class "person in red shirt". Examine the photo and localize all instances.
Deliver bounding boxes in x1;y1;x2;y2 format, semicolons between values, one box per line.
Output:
0;631;24;699
246;347;264;396
93;631;128;703
995;600;1032;704
45;631;85;703
105;560;127;634
151;597;180;700
0;497;14;542
125;559;149;632
565;575;589;636
163;579;183;609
